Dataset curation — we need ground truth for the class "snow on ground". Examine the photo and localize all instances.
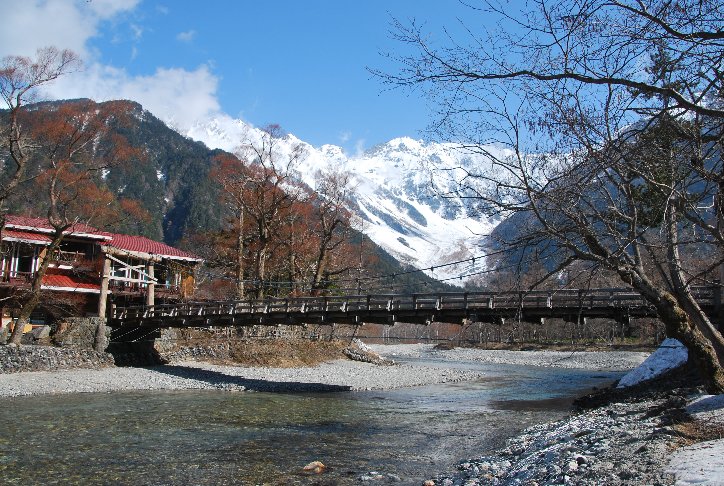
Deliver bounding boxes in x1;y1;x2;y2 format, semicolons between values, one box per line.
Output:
687;394;724;425
666;395;724;484
667;439;724;485
616;338;688;388
609;338;724;484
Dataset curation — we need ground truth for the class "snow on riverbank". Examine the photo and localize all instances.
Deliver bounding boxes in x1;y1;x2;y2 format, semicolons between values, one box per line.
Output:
617;338;688;388
665;394;724;485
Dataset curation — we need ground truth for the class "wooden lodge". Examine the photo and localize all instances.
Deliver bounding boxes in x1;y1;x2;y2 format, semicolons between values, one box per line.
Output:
0;215;202;329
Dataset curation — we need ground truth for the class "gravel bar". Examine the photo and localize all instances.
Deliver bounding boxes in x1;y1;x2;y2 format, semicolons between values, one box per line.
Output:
0;358;484;398
0;344;648;398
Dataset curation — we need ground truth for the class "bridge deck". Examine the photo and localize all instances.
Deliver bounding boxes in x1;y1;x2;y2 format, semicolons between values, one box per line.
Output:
109;287;721;342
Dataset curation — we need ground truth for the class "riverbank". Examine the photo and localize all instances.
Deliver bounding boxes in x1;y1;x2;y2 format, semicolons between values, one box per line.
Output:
420;346;724;486
368;343;649;371
429;388;687;485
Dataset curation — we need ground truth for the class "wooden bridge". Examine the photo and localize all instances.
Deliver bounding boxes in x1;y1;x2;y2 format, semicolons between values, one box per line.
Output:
109;286;722;342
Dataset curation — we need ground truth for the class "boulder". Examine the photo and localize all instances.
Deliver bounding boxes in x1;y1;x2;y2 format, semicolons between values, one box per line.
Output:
302;461;326;474
31;325;51;340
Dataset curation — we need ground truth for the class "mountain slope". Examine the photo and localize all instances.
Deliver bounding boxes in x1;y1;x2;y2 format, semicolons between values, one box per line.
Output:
2;99;461;291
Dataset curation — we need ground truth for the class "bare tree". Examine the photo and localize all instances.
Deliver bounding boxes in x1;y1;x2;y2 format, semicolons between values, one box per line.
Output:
235;125;305;298
309;169;357;293
6;100;141;346
379;0;724;391
210;153;251;299
0;47;80;232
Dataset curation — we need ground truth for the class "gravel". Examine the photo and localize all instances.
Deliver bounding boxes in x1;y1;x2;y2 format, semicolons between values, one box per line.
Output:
0;355;484;397
368;343;649;371
430;391;686;485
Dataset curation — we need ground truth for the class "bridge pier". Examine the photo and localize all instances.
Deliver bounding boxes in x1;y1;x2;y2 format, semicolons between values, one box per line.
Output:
615;311;632;338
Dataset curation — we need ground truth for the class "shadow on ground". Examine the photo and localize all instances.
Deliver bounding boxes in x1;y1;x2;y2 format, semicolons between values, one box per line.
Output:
151;364;352;393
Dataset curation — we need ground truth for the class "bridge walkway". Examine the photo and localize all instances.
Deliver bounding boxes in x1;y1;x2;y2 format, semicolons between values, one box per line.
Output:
109;286;720;342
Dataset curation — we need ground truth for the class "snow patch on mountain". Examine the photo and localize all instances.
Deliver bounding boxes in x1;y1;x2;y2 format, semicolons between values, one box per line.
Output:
185;116;502;283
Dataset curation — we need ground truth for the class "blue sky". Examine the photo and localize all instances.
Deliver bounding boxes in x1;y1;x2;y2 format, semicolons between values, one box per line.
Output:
1;0;502;153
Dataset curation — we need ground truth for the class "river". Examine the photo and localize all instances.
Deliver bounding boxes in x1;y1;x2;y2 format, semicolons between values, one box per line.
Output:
0;358;623;485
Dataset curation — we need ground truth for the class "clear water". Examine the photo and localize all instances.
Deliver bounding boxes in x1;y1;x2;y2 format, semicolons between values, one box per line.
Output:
0;359;622;485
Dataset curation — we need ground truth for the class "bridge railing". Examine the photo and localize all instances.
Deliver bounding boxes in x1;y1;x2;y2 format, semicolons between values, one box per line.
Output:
110;286;721;323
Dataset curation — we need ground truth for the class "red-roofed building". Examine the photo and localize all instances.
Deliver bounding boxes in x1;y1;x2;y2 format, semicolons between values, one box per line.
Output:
0;215;202;327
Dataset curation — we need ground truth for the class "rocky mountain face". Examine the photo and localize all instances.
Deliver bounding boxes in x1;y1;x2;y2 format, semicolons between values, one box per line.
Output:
6;99;227;243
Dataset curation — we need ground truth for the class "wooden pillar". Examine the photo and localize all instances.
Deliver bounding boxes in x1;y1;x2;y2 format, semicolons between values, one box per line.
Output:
98;257;111;317
718;265;724;331
146;261;155;307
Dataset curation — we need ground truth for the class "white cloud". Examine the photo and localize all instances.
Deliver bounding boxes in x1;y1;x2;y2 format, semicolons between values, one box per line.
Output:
45;64;222;131
0;0;140;60
0;0;223;132
339;130;352;143
176;30;196;43
130;24;144;41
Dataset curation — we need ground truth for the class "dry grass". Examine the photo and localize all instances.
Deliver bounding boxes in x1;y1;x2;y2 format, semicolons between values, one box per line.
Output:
673;419;724;446
226;339;349;367
169;330;351;367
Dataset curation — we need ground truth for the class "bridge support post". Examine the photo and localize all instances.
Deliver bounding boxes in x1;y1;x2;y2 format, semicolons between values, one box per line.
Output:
146;262;155;307
615;311;632;338
97;257;111;318
715;279;724;332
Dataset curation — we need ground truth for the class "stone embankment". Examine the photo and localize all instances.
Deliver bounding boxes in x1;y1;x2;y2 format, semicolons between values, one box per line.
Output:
0;344;114;373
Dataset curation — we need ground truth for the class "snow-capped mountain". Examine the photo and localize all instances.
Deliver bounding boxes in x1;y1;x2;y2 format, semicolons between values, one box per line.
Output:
186;116;503;282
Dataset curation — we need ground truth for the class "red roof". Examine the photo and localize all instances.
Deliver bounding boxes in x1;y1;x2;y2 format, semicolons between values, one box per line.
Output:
106;233;201;261
2;229;53;244
5;215;111;240
3;214;201;262
41;273;101;292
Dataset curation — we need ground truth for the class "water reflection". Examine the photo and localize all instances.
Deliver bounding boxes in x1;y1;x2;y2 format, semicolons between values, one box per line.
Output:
0;361;622;485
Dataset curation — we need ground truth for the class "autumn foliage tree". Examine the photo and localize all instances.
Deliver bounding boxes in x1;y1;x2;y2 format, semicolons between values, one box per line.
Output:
5;98;144;346
204;126;366;299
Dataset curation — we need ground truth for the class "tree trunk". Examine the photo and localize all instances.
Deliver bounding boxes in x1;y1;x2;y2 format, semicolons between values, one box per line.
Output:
311;247;328;295
8;231;65;345
93;318;106;352
236;209;245;299
652;291;724;394
8;291;40;344
625;268;724;394
664;200;724;392
256;249;266;299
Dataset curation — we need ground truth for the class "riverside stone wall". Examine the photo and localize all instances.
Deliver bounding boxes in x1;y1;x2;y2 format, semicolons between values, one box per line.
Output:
0;344;114;373
53;317;109;349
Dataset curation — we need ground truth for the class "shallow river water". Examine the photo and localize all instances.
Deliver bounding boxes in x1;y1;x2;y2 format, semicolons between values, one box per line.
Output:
0;358;623;485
